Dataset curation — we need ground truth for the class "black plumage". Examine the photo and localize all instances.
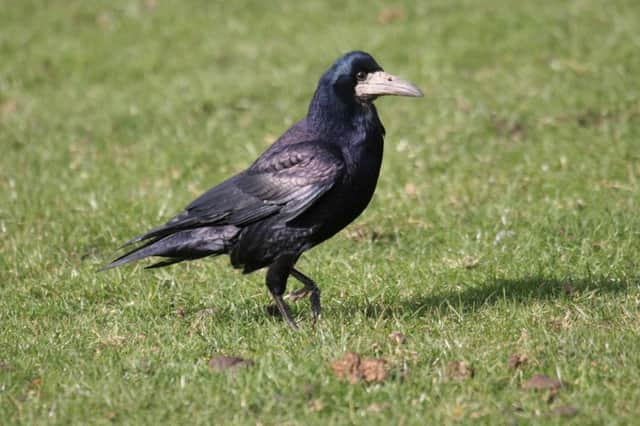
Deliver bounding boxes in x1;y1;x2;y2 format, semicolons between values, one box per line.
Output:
103;51;422;328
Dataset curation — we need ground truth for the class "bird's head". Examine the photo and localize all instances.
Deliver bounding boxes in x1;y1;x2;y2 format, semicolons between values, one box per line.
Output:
320;51;423;105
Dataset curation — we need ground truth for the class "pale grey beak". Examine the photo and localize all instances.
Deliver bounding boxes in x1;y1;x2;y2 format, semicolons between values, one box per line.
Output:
355;71;423;99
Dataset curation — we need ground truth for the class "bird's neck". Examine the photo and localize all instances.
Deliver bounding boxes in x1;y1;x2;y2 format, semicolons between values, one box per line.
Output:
307;90;384;142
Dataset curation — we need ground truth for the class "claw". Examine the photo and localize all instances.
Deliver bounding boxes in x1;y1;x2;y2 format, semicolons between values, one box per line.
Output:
270;293;298;330
310;290;321;325
286;287;312;302
289;267;322;326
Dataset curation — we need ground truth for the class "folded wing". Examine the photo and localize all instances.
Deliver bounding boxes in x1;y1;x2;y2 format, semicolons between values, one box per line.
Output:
119;141;345;247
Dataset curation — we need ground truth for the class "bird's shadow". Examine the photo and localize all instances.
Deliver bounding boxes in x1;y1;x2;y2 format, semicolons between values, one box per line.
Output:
332;274;637;320
193;273;636;327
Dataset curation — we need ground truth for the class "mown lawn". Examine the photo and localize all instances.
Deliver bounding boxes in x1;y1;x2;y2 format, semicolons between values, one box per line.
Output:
1;0;639;424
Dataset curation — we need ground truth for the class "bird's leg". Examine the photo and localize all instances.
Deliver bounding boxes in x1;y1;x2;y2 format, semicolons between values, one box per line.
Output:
266;258;298;330
269;292;298;330
289;268;321;324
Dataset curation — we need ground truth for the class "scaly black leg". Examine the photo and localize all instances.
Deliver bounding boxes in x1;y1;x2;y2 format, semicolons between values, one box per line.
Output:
289;268;321;324
266;256;298;330
269;292;298;330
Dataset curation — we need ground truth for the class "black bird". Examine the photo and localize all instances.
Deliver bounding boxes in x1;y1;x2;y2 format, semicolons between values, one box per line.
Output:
103;51;422;329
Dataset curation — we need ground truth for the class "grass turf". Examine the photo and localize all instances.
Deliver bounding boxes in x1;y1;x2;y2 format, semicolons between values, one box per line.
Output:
1;0;639;424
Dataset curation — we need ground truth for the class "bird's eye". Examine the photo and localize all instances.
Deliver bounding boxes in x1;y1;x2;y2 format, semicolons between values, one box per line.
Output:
356;71;367;81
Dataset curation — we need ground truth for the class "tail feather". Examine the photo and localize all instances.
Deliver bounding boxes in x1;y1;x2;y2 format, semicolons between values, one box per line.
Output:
100;238;164;271
145;258;197;269
118;213;198;249
101;226;240;271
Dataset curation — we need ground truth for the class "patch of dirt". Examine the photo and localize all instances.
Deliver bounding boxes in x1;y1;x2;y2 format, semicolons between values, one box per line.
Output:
522;374;563;391
96;12;114;30
26;377;43;398
461;256;480;269
508;353;529;370
331;352;388;384
331;352;360;384
446;360;474;380
456;96;471;113
95;335;126;353
308;399;324;412
490;114;525;140
551;405;578;417
361;358;388;383
301;383;315;399
563;284;574;297
189;307;218;333
366;402;390;413
80;245;101;261
442;255;481;270
388;331;406;345
344;224;392;243
404;182;418;199
208;355;254;372
600;180;633;191
577;109;604;128
28;377;42;389
548;312;571;332
0;99;17;117
94;331;148;353
195;307;217;318
378;6;405;24
142;0;157;10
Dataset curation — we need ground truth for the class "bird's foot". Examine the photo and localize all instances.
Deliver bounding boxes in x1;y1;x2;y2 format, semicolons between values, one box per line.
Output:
285;287;312;302
309;290;321;325
285;286;321;325
270;293;299;330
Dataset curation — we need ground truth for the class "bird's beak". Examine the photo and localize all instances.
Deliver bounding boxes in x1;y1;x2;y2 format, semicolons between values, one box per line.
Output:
355;71;423;99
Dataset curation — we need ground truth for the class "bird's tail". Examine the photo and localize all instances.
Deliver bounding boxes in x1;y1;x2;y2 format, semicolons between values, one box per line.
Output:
100;226;240;271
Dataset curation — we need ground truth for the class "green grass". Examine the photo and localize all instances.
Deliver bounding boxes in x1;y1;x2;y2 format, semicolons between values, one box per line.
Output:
1;0;639;424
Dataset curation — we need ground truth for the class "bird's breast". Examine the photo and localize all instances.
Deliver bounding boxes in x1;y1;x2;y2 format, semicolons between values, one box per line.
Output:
303;131;384;241
342;133;384;206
